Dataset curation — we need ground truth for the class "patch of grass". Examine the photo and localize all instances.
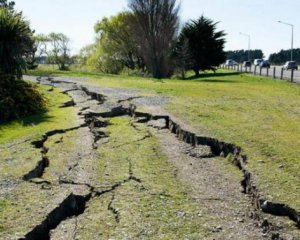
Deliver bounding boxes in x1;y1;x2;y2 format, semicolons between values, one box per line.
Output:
0;84;76;144
0;84;78;184
0;200;8;232
0;84;78;237
82;117;211;238
34;67;300;211
27;64;166;84
0;182;71;238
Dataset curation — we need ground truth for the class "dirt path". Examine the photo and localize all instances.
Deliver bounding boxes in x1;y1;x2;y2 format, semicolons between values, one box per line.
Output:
154;128;263;239
1;76;298;239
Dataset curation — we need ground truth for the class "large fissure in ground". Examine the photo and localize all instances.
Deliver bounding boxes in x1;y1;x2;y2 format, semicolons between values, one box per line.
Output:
20;76;299;238
79;81;300;229
20;193;91;240
20;83;147;238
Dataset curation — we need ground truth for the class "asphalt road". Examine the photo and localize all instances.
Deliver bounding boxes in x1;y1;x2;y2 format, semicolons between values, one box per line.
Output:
225;65;300;83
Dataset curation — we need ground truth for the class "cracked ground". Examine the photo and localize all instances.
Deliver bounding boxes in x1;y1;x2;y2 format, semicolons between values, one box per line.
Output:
0;76;298;239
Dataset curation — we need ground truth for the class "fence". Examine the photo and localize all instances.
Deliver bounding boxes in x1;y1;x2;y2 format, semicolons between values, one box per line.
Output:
220;64;298;83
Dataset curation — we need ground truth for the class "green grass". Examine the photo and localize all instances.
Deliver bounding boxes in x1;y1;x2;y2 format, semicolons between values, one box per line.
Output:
0;85;76;144
78;117;211;238
29;66;300;211
0;84;79;237
0;84;78;180
0;200;8;232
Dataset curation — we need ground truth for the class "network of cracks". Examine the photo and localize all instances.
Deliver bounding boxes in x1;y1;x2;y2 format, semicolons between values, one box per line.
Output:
14;76;300;240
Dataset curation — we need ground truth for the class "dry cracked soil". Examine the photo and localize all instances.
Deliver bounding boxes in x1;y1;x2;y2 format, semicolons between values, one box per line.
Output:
0;76;299;240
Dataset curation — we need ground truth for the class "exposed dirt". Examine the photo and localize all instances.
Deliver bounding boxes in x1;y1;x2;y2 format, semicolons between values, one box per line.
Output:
0;76;298;239
155;128;263;238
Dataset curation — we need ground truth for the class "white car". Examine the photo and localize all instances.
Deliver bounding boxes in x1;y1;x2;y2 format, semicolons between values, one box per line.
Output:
254;59;263;66
283;61;298;70
225;59;238;66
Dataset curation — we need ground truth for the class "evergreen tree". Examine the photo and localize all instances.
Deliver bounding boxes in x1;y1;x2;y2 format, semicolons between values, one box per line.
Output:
177;16;226;77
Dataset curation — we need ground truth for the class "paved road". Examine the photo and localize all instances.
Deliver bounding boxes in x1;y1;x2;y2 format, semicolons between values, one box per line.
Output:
225;65;300;83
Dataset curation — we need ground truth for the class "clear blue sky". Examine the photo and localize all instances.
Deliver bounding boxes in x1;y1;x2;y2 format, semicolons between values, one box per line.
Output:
15;0;300;57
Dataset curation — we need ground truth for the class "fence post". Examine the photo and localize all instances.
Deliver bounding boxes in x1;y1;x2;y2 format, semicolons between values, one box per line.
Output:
267;67;269;77
259;67;262;76
254;66;257;75
280;68;284;80
250;65;252;73
273;67;276;79
291;69;294;82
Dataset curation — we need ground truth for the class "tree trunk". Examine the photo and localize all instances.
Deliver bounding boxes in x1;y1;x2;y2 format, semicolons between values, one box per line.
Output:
181;68;186;79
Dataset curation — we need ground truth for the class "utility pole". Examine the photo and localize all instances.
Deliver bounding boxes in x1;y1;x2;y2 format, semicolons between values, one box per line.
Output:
240;32;251;61
278;21;294;61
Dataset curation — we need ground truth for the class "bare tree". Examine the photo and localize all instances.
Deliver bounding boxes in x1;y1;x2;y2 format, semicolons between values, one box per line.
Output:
48;33;70;70
35;34;49;59
128;0;180;78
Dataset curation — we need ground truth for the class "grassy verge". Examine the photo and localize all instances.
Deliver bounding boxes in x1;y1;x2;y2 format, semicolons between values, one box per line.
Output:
0;85;76;144
29;67;300;211
77;117;210;238
0;84;77;235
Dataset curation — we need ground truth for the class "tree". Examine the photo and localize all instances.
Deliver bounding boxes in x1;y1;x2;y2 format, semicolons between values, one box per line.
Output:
48;33;71;70
24;39;38;70
0;0;15;11
0;7;34;78
226;50;264;63
94;12;144;72
173;38;191;79
129;0;180;78
34;34;50;60
25;34;51;69
269;49;300;65
177;16;226;77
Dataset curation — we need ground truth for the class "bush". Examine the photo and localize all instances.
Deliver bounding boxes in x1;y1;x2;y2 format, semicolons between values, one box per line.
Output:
0;75;47;121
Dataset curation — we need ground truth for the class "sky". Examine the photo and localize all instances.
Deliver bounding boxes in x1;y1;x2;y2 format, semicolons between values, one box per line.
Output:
15;0;300;57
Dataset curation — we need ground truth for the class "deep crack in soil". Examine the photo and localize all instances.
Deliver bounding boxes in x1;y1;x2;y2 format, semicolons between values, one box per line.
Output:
20;193;91;240
17;76;299;239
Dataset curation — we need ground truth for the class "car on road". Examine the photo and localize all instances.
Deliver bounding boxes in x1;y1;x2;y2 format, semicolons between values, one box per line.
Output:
260;60;270;68
283;61;298;70
243;61;251;67
225;59;238;66
254;59;263;66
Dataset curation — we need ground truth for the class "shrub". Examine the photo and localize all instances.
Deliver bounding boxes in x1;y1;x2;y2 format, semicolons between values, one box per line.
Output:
0;75;47;121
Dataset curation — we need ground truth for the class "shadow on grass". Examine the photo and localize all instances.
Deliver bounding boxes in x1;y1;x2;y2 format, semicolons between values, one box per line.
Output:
185;71;241;80
195;79;240;83
21;111;54;126
0;110;53;128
